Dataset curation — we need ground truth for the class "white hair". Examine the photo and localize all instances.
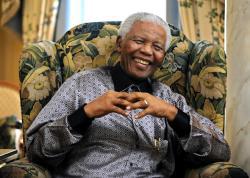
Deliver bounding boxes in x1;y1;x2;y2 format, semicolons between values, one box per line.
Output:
118;12;172;51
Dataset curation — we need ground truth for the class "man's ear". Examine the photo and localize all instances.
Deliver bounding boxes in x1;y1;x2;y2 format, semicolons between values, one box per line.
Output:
116;36;122;52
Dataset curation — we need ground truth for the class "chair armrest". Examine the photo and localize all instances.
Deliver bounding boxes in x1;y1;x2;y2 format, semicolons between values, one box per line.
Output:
187;40;227;131
0;157;51;178
19;41;63;149
185;162;249;178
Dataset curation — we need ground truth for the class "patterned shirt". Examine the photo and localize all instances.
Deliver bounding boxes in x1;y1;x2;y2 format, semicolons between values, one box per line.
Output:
26;66;230;178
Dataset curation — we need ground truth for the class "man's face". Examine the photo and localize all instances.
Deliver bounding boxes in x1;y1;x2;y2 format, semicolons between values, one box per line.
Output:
117;21;167;79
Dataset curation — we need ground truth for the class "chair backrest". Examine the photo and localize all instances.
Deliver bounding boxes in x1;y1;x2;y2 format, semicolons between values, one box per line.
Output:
19;22;227;150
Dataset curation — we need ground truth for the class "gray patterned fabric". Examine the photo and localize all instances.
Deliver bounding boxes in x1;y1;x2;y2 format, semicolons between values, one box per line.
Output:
26;67;230;178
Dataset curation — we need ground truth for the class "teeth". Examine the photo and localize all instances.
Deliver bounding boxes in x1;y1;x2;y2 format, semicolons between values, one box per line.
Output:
135;59;149;65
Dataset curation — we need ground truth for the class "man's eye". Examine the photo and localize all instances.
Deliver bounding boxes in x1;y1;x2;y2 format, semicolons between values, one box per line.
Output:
133;39;144;44
154;45;164;51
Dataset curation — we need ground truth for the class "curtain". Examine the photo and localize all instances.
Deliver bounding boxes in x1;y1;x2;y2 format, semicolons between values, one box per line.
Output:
22;0;60;44
0;0;20;26
177;0;225;46
0;0;21;85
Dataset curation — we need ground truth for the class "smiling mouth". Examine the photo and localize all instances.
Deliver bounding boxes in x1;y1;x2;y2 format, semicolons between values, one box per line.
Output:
134;58;150;65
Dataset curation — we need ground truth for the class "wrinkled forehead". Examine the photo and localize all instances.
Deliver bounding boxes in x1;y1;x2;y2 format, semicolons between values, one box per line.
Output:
126;21;167;44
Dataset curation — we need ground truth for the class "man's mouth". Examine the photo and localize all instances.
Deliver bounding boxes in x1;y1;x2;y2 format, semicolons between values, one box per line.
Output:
134;58;150;65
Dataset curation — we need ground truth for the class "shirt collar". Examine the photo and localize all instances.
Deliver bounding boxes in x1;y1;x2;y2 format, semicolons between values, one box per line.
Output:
110;63;153;93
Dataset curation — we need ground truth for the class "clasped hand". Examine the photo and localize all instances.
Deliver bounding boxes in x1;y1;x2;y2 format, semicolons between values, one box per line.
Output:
84;90;177;121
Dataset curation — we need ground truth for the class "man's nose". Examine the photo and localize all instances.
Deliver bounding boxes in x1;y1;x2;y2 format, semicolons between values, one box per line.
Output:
140;43;153;55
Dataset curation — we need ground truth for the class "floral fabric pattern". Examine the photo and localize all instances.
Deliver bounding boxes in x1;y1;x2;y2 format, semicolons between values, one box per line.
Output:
187;41;226;131
26;74;51;101
0;157;51;178
19;41;62;132
7;21;246;178
185;162;248;178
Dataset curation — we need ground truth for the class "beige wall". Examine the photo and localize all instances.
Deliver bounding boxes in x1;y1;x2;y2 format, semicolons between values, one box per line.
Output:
0;26;22;86
226;0;250;174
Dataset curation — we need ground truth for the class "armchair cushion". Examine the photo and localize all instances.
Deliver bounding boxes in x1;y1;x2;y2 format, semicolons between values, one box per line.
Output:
1;160;247;178
19;40;62;132
185;162;248;178
188;41;226;131
0;157;51;178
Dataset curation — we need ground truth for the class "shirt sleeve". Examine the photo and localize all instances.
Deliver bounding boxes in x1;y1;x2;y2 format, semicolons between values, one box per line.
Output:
67;104;93;134
25;72;92;168
169;108;190;137
162;85;230;166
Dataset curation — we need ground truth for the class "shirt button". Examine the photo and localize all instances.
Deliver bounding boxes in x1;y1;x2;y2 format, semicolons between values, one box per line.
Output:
130;162;133;167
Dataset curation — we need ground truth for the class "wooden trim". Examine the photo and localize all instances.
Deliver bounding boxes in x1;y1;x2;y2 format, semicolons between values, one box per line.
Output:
0;81;20;91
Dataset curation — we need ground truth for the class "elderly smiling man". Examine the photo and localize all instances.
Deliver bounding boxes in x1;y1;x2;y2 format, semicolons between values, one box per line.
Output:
26;12;230;178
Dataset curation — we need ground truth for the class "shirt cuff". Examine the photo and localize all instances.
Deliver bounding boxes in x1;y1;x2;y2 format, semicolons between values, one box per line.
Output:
67;104;93;134
169;108;190;137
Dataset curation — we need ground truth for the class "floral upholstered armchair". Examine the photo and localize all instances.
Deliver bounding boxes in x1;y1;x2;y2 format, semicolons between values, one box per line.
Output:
0;22;248;178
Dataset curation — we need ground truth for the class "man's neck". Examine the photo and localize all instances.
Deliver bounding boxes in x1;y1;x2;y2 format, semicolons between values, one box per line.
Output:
110;63;153;93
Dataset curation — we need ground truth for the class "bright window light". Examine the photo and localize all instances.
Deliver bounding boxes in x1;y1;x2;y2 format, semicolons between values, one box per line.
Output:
55;0;169;40
67;0;85;30
83;0;166;22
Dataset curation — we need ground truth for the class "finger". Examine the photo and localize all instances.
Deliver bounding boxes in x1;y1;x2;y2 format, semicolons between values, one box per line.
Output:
116;91;131;99
105;91;130;101
112;105;129;116
113;98;132;109
134;108;151;119
127;92;149;102
131;92;148;98
127;100;148;110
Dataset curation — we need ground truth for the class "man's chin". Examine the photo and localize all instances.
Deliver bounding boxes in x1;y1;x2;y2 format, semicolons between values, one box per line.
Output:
130;71;152;80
